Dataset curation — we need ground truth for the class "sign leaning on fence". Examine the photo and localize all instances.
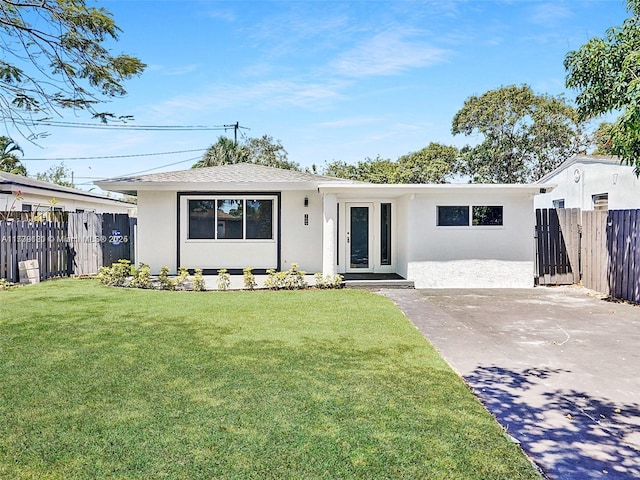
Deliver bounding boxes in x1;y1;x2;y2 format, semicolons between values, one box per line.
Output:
1;212;136;283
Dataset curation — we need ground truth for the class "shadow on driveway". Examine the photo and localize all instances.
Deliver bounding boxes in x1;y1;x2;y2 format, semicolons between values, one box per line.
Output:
468;365;640;479
381;287;640;480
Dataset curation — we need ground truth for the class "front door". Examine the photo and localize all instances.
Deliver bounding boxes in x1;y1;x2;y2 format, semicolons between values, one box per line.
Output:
346;203;373;272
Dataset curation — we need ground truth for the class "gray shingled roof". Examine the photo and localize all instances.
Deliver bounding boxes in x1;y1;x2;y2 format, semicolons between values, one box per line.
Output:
0;170;132;203
99;163;356;185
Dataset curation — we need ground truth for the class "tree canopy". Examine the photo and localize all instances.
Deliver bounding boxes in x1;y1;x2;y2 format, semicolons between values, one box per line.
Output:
0;136;27;175
451;84;586;183
193;135;300;171
322;143;459;184
35;162;73;187
565;0;640;175
0;0;145;132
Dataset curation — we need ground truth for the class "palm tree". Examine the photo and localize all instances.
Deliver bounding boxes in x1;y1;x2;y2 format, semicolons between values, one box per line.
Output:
0;137;27;175
192;136;249;168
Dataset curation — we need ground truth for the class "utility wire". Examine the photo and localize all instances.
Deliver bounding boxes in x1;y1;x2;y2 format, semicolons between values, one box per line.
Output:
22;148;208;161
75;156;204;185
16;120;248;132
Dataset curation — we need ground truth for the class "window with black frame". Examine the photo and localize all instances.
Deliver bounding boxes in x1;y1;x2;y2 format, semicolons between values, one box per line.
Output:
246;199;273;239
188;200;216;239
188;197;274;240
437;206;470;226
437;205;503;226
472;206;503;226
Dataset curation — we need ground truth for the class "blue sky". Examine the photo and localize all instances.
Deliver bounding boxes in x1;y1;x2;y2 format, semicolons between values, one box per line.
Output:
12;0;630;191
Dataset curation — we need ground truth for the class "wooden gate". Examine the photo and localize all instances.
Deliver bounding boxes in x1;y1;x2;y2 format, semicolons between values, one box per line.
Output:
534;208;580;285
581;210;608;295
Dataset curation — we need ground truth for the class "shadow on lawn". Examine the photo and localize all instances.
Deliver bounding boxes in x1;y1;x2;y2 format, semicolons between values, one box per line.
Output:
465;365;640;480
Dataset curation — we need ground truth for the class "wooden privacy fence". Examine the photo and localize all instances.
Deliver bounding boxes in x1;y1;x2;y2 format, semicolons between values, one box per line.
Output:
535;208;640;303
0;220;69;282
1;212;136;283
535;208;580;286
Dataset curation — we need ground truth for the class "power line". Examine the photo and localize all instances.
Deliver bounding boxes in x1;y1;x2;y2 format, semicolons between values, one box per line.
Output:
75;156;202;186
16;120;249;132
22;148;208;161
105;156;203;181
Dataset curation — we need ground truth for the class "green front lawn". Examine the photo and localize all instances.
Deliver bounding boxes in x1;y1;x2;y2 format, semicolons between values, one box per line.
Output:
0;279;538;479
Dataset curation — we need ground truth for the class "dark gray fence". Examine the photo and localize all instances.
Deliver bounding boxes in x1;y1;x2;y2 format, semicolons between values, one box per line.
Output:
535;208;640;303
1;212;135;283
0;220;69;282
607;209;640;303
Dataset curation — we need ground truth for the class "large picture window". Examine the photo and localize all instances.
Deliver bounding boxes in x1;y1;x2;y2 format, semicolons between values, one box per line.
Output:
437;205;503;227
188;197;274;240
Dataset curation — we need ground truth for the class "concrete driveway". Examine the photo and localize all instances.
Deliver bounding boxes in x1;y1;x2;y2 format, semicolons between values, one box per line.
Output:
382;286;640;480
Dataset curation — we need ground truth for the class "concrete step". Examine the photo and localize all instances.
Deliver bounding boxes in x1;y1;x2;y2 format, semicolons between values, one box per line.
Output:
344;279;415;290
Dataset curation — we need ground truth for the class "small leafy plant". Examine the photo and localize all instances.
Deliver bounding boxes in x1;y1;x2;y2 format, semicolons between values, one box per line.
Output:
314;272;344;289
130;262;152;289
217;268;231;291
98;259;131;286
283;263;307;290
157;266;176;291
243;267;257;290
0;278;16;290
192;268;206;291
264;264;308;290
175;266;190;290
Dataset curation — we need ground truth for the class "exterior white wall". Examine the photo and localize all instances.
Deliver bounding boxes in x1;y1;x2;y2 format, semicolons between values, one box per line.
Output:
395;195;410;280
405;191;535;288
136;190;177;273
535;162;640;210
280;190;324;273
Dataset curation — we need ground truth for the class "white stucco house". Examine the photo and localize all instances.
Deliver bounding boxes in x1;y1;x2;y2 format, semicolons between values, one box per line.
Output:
1;171;136;215
535;154;640;211
96;163;553;288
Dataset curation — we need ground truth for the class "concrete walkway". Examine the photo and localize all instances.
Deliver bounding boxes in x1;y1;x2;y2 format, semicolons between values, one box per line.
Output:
381;286;640;480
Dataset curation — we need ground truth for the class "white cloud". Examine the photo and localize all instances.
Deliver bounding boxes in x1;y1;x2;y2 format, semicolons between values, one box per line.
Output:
331;29;451;77
528;3;573;26
207;9;236;23
315;116;383;128
150;78;349;117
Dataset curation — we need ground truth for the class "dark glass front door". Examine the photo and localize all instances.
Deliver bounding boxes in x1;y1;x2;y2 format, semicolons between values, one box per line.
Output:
350;206;369;269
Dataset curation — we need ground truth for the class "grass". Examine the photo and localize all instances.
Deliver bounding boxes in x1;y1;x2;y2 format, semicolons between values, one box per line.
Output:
0;279;539;479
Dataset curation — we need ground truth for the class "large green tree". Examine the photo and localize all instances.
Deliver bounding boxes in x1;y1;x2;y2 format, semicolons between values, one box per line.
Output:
452;85;586;183
0;0;145;130
323;156;398;183
396;143;459;184
0;136;27;175
323;143;459;184
565;0;640;175
591;122;616;155
193;135;300;170
35;162;73;187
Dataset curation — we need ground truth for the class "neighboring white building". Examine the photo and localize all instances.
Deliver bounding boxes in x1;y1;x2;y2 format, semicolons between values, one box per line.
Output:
96;163;552;288
535;154;640;211
1;171;136;215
